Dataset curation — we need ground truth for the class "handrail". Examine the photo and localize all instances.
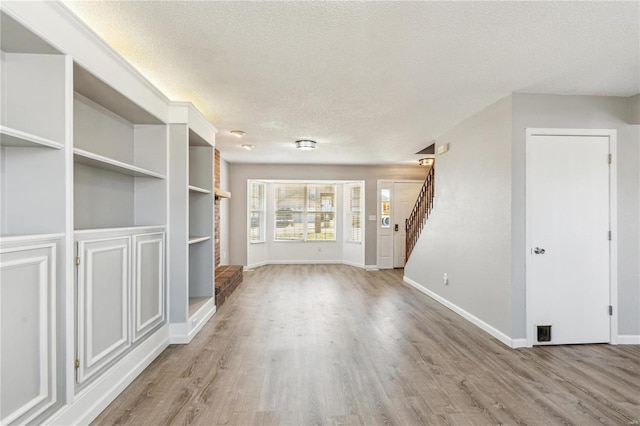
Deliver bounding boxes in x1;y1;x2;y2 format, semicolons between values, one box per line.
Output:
405;165;435;263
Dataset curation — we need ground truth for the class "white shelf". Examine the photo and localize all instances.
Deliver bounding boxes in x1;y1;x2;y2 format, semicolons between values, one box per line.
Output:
0;125;63;149
188;296;213;318
188;236;211;245
74;225;165;235
188;185;211;194
74;148;165;179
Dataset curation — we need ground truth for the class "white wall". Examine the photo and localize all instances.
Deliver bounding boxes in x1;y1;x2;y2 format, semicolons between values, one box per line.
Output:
404;96;514;338
229;164;427;266
511;93;640;338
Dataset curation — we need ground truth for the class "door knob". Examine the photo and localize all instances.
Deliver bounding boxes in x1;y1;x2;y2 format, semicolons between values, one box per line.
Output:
534;247;546;254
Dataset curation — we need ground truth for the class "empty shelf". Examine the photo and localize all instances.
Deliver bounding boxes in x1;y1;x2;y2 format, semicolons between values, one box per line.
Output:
0;125;64;149
188;185;211;194
189;236;211;245
74;148;165;179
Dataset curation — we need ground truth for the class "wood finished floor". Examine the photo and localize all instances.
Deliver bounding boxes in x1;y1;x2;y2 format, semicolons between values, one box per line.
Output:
93;265;640;426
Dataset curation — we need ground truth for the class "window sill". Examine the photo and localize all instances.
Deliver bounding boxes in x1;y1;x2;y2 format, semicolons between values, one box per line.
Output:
273;239;337;243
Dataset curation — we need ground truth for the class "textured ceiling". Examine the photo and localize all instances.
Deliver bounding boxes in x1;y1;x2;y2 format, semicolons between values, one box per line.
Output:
62;1;639;165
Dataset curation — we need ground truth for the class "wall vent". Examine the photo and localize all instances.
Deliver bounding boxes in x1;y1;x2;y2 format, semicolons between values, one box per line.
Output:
537;325;552;342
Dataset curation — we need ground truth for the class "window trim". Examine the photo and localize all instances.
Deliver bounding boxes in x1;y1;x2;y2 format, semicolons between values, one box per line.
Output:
273;183;337;242
248;181;266;244
346;182;363;244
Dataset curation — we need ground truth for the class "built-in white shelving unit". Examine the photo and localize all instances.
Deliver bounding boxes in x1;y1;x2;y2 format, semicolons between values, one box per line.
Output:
169;104;217;344
71;62;169;394
73;63;167;231
0;3;219;424
0;10;69;425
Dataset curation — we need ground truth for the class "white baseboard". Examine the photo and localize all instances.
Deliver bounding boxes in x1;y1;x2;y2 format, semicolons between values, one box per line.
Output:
45;325;170;426
266;259;343;265
170;302;216;344
365;265;379;271
342;260;365;269
511;338;529;348
403;276;522;349
245;261;268;270
247;260;366;269
617;335;640;344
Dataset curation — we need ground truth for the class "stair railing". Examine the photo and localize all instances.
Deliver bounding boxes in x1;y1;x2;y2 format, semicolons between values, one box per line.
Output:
405;165;435;263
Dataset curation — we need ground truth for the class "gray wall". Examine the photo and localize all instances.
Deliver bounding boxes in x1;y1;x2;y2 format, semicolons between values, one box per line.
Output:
511;93;640;337
630;94;640;125
228;164;427;266
404;96;514;337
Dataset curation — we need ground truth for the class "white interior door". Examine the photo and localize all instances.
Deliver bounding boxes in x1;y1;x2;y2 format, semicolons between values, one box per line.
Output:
393;182;422;268
527;131;612;345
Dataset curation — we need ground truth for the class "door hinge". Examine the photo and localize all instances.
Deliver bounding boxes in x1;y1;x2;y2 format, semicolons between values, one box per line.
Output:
608;231;612;241
75;256;80;267
608;305;613;316
75;359;80;369
608;153;612;164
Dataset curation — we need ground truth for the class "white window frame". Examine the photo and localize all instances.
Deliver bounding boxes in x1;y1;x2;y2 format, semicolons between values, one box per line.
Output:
345;182;363;244
273;183;337;242
248;181;266;243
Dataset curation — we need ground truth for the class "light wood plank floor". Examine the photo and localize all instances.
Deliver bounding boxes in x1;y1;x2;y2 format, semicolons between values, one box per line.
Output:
93;265;640;425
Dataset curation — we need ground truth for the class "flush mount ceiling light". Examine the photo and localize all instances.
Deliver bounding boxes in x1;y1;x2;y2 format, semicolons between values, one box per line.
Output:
241;144;254;151
295;139;316;150
419;157;434;166
230;130;246;138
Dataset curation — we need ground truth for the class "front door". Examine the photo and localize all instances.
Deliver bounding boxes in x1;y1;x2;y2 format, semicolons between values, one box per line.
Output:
393;182;423;268
527;129;613;345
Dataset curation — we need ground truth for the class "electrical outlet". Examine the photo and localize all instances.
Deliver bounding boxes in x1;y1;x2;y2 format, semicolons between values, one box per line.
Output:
443;273;448;285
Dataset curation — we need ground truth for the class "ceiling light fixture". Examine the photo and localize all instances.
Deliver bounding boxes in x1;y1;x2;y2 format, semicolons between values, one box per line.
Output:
295;140;316;150
241;144;255;151
230;130;246;138
419;157;434;166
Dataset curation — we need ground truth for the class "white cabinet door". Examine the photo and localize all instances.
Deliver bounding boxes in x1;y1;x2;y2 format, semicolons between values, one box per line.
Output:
77;236;131;384
132;232;165;342
1;240;57;425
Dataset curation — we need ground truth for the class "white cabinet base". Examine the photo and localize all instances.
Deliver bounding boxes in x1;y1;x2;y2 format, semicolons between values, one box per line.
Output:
44;325;169;426
1;236;60;425
169;301;216;344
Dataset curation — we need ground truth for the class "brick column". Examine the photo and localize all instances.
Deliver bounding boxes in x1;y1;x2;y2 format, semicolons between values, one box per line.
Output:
214;149;221;268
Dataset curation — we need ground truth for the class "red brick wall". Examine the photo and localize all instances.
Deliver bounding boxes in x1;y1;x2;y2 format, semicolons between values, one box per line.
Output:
214;149;221;268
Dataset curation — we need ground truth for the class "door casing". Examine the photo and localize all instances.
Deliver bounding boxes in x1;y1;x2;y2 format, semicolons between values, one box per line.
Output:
377;179;423;269
525;128;618;347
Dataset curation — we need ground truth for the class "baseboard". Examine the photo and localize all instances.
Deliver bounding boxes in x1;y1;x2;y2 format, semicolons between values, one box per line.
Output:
247;260;365;268
403;276;520;349
510;338;529;348
617;335;640;344
45;325;170;425
266;260;343;265
342;260;365;269
170;302;216;344
245;261;268;270
365;265;379;271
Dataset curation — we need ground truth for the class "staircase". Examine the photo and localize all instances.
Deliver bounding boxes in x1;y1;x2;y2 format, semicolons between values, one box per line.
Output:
405;165;435;263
